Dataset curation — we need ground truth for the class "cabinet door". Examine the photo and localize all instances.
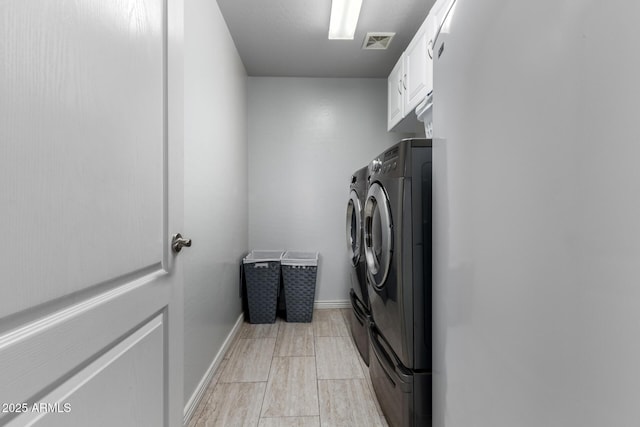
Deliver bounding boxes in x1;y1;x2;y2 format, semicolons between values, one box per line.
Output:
404;14;436;113
387;57;405;131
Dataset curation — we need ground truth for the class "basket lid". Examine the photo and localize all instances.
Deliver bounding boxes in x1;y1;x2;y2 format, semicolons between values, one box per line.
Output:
281;251;319;266
243;250;284;263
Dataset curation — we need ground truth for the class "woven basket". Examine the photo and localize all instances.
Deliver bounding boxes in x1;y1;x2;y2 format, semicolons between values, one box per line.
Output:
243;261;280;324
282;265;317;322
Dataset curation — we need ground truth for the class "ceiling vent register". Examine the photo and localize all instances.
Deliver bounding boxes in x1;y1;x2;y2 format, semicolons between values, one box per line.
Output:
362;32;395;50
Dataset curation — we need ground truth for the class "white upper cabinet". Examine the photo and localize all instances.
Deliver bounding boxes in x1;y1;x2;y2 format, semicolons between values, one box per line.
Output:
387;10;437;132
387;57;405;131
404;14;435;114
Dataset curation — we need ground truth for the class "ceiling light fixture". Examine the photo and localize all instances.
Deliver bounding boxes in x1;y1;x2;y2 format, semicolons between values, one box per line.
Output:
328;0;363;40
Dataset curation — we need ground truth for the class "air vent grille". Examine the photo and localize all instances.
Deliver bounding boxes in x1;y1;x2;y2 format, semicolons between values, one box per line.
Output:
362;32;395;50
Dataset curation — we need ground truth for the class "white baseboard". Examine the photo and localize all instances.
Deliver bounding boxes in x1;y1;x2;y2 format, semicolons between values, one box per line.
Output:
183;312;244;426
314;299;350;309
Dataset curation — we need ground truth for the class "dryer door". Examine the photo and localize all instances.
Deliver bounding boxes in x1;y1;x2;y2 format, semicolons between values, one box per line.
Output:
364;182;393;290
346;190;362;267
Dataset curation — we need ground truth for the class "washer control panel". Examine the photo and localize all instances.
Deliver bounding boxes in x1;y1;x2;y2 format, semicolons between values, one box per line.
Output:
371;145;400;177
371;159;383;173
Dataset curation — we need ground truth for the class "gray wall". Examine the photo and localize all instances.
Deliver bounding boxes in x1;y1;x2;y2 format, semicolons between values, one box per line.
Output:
248;77;405;302
433;0;640;425
184;0;248;407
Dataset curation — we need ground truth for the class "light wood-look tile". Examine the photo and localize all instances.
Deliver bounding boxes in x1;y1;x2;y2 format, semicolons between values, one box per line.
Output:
359;351;391;426
223;336;238;360
261;357;319;417
318;379;385;427
223;324;245;360
358;356;388;423
315;336;364;380
379;412;390;426
339;308;352;324
313;309;349;337
239;321;280;339
357;349;372;376
195;382;266;427
274;322;315;357
197;306;390;426
188;359;229;427
258;416;320;427
220;338;275;382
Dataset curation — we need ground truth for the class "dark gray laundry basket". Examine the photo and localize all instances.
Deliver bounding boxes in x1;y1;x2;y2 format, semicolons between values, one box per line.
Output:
242;250;284;324
281;251;319;323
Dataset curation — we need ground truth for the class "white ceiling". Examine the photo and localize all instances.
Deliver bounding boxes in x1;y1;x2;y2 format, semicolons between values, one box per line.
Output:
216;0;434;78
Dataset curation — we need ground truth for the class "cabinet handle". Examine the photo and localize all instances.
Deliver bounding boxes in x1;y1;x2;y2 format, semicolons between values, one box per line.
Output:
427;40;434;59
398;78;402;94
403;74;407;90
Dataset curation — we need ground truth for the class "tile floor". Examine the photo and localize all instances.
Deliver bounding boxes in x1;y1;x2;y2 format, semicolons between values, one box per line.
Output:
188;308;389;427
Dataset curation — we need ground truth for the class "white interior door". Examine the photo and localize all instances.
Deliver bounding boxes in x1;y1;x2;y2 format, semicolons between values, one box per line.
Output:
0;0;184;426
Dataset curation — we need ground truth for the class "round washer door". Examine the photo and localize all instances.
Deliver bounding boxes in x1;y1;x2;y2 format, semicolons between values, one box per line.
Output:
364;182;393;290
346;190;363;267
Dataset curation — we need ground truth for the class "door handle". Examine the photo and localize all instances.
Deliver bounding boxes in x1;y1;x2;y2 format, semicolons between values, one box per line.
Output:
172;233;192;253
